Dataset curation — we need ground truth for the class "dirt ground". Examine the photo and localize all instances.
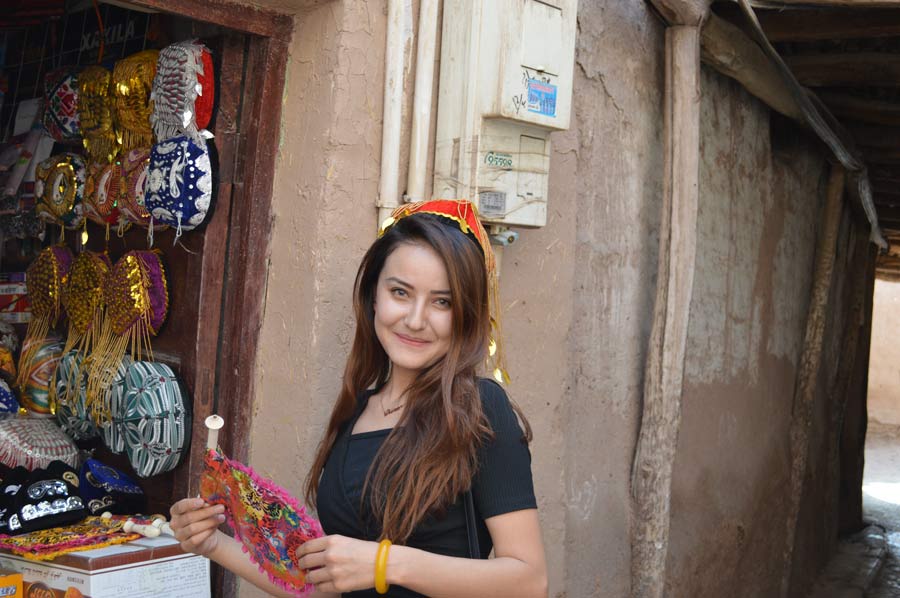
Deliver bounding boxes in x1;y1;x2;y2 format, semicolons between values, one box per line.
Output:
863;423;900;595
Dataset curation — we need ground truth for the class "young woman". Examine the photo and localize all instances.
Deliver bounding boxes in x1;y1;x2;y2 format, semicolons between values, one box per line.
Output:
170;200;547;597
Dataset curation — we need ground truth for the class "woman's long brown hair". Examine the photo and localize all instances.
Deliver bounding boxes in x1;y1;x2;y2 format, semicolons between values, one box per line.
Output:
305;214;516;543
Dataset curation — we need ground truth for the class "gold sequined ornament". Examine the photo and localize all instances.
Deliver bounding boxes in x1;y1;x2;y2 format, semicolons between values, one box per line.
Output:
78;66;119;164
112;50;159;153
34;153;87;230
86;250;168;423
16;246;75;415
53;252;111;410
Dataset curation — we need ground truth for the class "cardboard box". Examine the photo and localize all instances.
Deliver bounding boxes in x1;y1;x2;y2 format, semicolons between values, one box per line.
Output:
0;273;29;325
0;536;209;598
0;569;22;598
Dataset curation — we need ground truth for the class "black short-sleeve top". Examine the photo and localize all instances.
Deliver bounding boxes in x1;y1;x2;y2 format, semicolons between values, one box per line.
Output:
316;378;537;598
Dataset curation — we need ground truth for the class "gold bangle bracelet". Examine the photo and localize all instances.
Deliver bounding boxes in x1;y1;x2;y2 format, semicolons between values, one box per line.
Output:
375;539;392;594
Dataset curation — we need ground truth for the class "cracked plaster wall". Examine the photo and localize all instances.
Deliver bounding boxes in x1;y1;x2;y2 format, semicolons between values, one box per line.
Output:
666;69;870;598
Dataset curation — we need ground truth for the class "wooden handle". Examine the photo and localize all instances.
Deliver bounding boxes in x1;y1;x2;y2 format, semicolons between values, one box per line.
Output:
205;415;224;450
124;519;161;538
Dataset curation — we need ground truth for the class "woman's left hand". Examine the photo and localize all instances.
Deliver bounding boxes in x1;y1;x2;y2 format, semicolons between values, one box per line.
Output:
297;534;381;594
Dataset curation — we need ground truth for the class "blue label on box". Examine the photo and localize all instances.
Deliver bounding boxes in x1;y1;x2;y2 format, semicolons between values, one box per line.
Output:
527;79;557;117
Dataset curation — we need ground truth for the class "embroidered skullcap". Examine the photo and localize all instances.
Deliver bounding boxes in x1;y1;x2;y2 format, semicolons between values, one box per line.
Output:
151;39;215;144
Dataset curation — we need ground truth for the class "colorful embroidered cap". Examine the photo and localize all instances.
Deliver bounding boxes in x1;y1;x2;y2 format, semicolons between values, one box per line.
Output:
34;153;87;229
151;39;215;144
379;199;509;383
113;50;159;152
118;361;191;478
145;135;213;238
83;162;124;227
20;337;65;417
42;69;81;142
0;418;78;471
119;147;164;230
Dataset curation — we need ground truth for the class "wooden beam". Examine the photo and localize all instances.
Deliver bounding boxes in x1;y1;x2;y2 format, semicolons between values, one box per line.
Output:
650;0;711;25
845;123;900;150
819;92;900;126
632;25;701;598
784;53;900;88
875;206;900;220
860;148;900;164
127;0;292;38
759;8;900;41
701;13;804;120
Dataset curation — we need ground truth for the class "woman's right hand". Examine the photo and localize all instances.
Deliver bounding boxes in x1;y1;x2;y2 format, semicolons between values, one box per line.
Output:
170;497;226;558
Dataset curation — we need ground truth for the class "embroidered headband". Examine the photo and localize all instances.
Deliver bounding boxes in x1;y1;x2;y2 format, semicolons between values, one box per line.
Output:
379;199;509;383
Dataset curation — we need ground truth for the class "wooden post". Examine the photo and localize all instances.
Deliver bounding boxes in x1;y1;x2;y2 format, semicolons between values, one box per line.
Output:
780;165;846;597
650;0;710;26
631;25;701;598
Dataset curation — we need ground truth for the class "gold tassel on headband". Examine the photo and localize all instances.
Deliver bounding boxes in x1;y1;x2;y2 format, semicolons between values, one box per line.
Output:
379;199;509;384
53;252;111;411
112;50;159;153
85;250;168;424
17;246;75;415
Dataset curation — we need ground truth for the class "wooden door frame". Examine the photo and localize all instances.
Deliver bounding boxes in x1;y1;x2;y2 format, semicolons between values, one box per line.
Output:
126;0;291;491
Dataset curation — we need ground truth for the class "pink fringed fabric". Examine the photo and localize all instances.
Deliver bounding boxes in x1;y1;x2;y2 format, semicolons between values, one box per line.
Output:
200;448;323;596
0;515;141;561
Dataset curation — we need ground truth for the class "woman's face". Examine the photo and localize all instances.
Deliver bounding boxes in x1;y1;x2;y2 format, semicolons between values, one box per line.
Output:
373;242;453;377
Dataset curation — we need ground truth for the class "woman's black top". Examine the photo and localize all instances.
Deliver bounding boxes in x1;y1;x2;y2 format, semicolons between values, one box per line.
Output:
316;378;537;598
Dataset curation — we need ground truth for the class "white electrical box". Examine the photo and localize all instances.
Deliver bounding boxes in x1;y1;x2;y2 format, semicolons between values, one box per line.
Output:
433;0;577;227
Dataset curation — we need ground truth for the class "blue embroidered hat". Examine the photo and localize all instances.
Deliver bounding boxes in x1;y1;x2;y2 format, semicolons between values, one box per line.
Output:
0;380;19;414
79;459;146;515
145;136;213;240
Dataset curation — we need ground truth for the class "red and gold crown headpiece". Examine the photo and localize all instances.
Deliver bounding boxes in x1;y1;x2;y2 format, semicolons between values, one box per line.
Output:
379;199;509;384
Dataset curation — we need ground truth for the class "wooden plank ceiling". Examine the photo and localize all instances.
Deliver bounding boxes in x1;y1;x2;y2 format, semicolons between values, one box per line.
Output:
748;4;900;279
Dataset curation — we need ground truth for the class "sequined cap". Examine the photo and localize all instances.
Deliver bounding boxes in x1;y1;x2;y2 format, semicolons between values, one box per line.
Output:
78;66;119;164
103;251;168;336
112;50;159;152
61;251;111;354
34;153;87;230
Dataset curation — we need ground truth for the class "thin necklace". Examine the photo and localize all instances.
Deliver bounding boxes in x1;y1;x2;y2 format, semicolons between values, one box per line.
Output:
379;385;405;416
